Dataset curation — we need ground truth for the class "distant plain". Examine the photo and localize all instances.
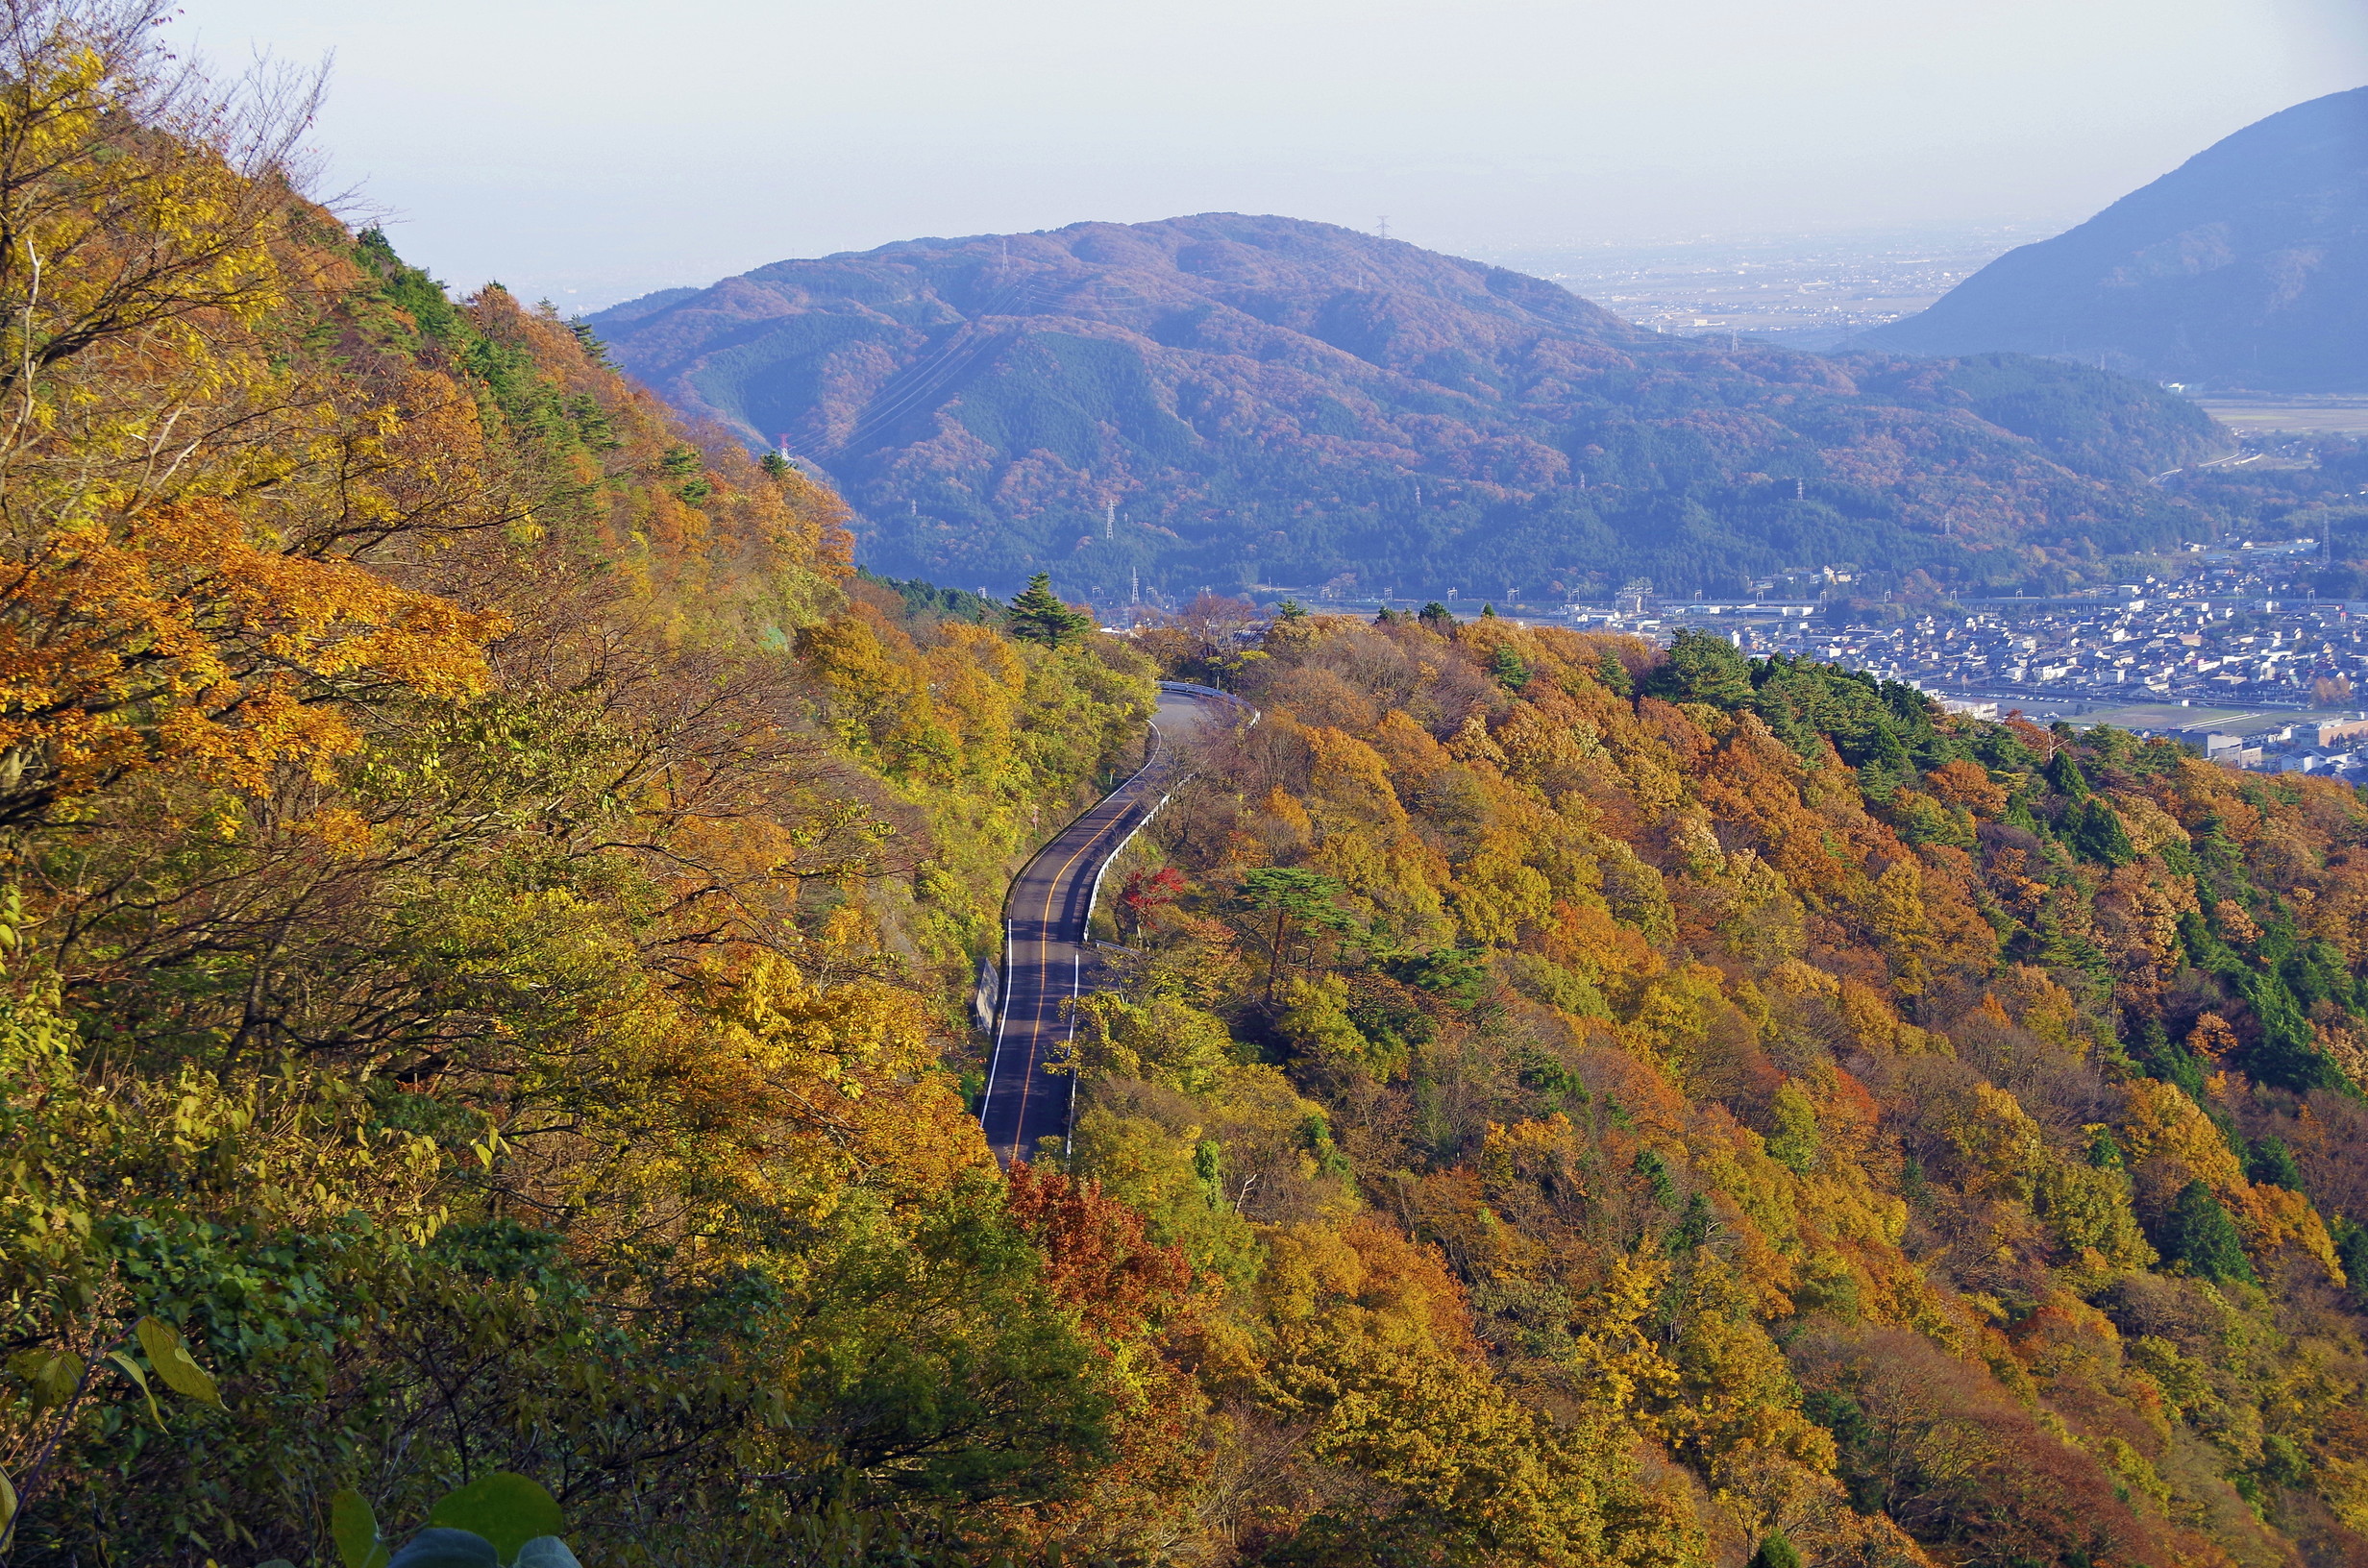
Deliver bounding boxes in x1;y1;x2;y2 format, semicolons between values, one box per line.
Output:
1478;226;2042;347
2190;396;2368;436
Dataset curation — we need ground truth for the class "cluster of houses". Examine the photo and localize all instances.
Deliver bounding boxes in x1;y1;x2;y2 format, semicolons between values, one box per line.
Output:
1552;547;2368;781
1566;548;2339;704
1732;596;2364;705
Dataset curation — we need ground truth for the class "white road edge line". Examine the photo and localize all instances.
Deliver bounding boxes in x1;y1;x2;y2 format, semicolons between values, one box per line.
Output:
978;684;1259;1161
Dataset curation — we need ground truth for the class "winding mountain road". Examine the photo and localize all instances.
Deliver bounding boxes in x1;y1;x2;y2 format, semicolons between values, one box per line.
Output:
979;682;1245;1165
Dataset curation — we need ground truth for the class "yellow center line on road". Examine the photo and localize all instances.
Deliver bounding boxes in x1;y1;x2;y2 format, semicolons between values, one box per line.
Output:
987;698;1228;1164
999;772;1151;1162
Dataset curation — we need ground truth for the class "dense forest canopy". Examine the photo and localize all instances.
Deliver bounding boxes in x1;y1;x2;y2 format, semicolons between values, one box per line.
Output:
4;6;2368;1568
587;219;2228;605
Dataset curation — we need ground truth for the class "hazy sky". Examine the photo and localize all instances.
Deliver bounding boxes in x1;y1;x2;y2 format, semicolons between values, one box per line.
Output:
172;0;2368;311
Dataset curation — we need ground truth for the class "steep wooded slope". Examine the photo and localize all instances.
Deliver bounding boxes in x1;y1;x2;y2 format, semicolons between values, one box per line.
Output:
1866;88;2368;391
13;8;2368;1566
1092;607;2368;1568
590;215;2223;602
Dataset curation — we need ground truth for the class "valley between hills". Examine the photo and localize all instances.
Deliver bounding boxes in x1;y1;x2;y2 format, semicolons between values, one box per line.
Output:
8;12;2368;1568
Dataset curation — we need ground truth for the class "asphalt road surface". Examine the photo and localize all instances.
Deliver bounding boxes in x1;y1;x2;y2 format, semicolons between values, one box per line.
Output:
978;685;1241;1165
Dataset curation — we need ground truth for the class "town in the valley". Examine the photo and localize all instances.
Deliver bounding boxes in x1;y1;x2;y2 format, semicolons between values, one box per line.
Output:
1284;532;2368;783
1593;537;2368;780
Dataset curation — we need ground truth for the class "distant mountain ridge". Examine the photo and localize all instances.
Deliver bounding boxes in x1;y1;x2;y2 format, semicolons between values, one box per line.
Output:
590;213;2223;601
1863;88;2368;390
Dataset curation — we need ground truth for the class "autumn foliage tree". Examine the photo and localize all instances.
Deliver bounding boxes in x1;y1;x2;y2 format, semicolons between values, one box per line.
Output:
1076;600;2368;1568
0;8;1161;1561
10;5;2368;1564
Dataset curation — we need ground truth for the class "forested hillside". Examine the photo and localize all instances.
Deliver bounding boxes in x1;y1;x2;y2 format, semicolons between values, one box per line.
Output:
587;218;2225;605
1865;88;2368;393
0;10;1164;1559
1080;606;2368;1568
6;7;2368;1568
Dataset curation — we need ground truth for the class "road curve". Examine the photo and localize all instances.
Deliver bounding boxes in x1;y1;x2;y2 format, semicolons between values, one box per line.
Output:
979;684;1245;1165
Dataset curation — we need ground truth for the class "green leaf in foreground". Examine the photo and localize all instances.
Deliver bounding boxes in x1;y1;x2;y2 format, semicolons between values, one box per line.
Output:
331;1487;391;1568
427;1474;562;1562
8;1349;81;1409
104;1350;160;1428
136;1315;223;1408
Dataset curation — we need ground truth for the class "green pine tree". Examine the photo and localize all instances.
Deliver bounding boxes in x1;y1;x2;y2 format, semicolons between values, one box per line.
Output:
1006;573;1093;648
2333;1217;2368;1306
2068;797;2136;866
1487;645;1532;690
1644;628;1754;709
2047;748;2092;800
2159;1180;2256;1284
2246;1135;2304;1190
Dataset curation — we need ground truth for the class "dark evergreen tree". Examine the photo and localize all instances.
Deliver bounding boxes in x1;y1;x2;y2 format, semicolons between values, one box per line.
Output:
1007;573;1094;647
1644;628;1754;708
1666;1192;1714;1255
2048;748;2093;799
2128;1017;2208;1098
2245;1135;2304;1190
2068;797;2136;865
2335;1218;2368;1308
2158;1181;2256;1284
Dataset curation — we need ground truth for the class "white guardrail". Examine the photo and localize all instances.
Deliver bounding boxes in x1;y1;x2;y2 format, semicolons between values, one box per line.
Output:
982;679;1262;1154
1081;682;1258;943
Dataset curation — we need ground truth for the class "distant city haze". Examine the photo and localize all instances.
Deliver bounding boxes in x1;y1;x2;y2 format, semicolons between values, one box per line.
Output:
173;0;2368;312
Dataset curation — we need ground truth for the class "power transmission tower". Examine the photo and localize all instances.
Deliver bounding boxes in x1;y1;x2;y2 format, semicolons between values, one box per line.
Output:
1377;216;1391;238
1105;502;1115;541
